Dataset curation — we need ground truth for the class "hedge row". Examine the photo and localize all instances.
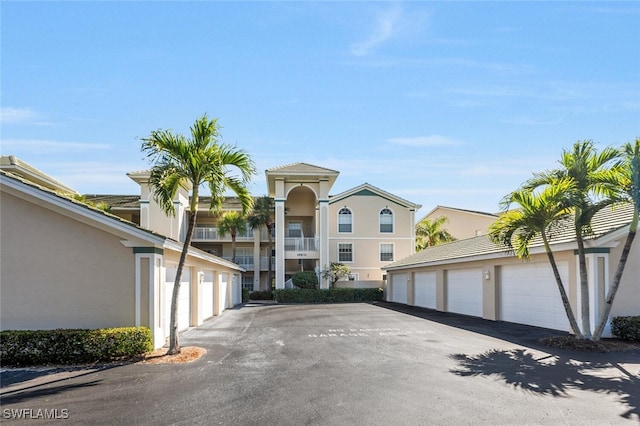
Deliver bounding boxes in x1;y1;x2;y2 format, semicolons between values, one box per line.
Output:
611;316;640;342
0;327;153;367
249;290;275;300
274;288;384;304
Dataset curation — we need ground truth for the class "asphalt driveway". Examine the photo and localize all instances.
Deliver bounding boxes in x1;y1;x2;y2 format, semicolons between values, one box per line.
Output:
1;302;639;425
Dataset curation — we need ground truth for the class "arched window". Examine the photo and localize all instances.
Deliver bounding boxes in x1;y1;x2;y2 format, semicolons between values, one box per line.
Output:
338;207;352;233
380;208;393;233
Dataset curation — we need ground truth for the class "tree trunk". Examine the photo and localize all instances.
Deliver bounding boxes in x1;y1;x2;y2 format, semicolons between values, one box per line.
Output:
543;233;583;338
167;210;197;355
231;231;237;263
575;233;592;339
593;211;637;340
266;224;273;291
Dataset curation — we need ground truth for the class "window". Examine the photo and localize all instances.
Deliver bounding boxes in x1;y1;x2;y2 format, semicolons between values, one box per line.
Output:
338;207;352;233
380;244;394;262
338;243;353;262
288;221;302;238
242;275;254;291
380;208;393;233
235;248;254;267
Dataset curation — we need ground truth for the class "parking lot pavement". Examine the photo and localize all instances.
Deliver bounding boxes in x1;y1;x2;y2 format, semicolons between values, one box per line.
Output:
2;302;638;425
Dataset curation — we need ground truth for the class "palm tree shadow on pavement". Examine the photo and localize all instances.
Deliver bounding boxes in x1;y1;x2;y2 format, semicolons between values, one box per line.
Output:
450;348;639;421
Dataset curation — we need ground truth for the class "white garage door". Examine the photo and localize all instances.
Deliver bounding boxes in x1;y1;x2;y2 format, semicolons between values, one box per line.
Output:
500;261;570;331
390;273;408;304
232;275;241;305
414;271;437;309
447;269;483;317
218;273;229;312
201;270;214;319
165;266;191;332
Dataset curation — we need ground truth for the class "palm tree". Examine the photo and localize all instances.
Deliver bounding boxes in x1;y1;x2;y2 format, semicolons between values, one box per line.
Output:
141;114;255;354
217;211;247;264
593;138;640;340
489;179;583;338
524;140;623;338
415;216;455;251
247;196;275;290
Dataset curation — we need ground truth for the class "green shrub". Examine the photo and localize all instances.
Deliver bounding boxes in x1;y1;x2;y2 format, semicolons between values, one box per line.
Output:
249;290;274;300
0;327;153;367
291;271;318;289
242;288;250;303
274;288;383;304
611;316;640;342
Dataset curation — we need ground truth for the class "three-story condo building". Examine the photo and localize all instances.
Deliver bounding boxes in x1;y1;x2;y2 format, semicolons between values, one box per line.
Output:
112;162;421;291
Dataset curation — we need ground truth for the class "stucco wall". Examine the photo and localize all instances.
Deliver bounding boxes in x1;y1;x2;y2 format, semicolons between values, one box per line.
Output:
1;192;136;330
329;193;415;281
423;207;496;240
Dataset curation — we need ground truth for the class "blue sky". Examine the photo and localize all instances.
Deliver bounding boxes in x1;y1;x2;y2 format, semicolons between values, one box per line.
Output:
2;1;638;215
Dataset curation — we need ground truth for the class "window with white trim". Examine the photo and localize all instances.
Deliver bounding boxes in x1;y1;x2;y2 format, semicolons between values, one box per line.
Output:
338;207;352;233
338;243;353;262
288;221;302;238
380;243;394;261
380;208;393;233
242;275;254;290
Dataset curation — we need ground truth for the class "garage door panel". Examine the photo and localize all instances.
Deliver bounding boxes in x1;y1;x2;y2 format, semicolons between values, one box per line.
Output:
165;266;191;332
447;269;483;317
390;273;408;304
500;262;569;331
414;271;436;309
201;270;214;319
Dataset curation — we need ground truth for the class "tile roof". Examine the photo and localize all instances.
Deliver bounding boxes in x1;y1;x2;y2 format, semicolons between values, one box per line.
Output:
84;194;141;209
386;203;635;270
431;205;498;217
266;162;340;174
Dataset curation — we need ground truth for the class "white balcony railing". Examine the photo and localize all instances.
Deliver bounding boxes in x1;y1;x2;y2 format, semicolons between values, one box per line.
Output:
193;225;255;241
284;237;318;252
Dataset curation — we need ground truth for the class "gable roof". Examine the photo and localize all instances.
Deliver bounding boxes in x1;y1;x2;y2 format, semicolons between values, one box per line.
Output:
84;194;142;209
266;162;340;175
385;203;635;271
419;205;498;222
265;162;340;196
0;155;78;194
1;170;244;271
329;182;422;210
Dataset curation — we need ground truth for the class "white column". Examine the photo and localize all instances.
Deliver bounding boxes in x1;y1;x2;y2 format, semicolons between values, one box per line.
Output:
275;198;286;289
253;227;261;291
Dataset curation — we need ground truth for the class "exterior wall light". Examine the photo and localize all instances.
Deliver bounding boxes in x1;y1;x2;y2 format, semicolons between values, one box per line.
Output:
484;270;491;280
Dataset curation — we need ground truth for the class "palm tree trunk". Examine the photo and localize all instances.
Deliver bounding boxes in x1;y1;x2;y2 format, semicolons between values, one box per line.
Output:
167;210;197;355
231;232;237;263
593;211;637;340
266;224;273;291
542;233;583;338
575;233;592;339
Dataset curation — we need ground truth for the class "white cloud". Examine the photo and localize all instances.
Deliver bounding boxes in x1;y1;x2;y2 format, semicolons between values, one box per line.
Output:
0;107;47;125
0;139;111;153
387;135;461;147
351;4;403;57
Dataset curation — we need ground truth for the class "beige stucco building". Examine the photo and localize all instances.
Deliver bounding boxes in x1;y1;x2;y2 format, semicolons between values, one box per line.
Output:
418;205;498;240
1;158;244;349
384;204;639;337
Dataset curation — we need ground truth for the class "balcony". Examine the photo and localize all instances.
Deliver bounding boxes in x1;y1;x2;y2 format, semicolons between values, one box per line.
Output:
192;225;258;241
221;256;274;271
284;237;319;259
